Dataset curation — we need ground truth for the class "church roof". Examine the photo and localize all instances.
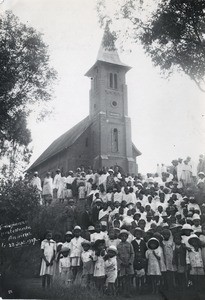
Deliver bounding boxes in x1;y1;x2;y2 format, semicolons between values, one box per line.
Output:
85;29;131;77
28;116;91;171
132;143;142;157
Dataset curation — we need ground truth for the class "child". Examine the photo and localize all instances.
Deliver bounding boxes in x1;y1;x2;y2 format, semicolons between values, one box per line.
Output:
40;231;56;288
187;234;204;291
53;242;63;282
117;229;134;297
81;240;94;288
146;238;161;294
63;231;73;248
181;223;193;248
162;229;175;291
172;234;187;291
131;227;147;293
59;247;72;286
106;229;121;248
93;239;106;291
104;245;118;296
192;214;201;233
90;223;104;243
69;226;85;282
78;181;86;202
199;223;205;268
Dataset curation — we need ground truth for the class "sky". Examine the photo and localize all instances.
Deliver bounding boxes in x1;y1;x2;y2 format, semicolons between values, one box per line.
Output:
1;0;205;173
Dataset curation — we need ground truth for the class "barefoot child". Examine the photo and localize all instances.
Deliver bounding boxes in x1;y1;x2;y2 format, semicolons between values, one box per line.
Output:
70;226;85;282
146;238;161;294
93;239;106;292
40;231;56;288
131;227;147;293
59;247;72;286
104;245;118;296
187;234;204;291
117;229;134;297
81;240;94;288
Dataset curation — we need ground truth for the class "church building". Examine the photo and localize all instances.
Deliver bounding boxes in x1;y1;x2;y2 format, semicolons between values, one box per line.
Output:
28;31;141;177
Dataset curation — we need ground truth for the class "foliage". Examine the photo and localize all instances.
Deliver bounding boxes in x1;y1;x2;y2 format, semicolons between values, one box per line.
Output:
0;10;57;173
0;179;41;225
30;202;68;241
97;0;205;91
1;143;33;180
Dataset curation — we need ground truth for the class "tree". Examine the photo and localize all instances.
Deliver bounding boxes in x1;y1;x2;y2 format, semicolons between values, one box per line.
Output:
97;0;205;91
0;11;57;174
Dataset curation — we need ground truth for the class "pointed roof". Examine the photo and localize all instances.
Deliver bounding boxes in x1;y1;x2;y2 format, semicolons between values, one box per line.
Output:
28;116;91;171
85;26;131;77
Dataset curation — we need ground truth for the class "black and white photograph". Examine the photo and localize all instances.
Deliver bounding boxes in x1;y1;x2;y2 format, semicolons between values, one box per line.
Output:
0;0;205;299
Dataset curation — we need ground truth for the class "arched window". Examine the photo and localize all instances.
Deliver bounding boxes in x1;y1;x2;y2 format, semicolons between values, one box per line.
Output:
114;74;118;89
109;73;113;88
112;128;118;152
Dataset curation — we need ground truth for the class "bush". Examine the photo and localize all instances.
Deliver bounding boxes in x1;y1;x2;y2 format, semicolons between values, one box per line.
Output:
0;179;41;225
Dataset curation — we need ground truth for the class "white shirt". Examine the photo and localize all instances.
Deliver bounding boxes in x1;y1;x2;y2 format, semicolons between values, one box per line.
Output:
90;232;105;243
70;237;85;257
81;249;94;263
59;256;71;272
31;176;42;191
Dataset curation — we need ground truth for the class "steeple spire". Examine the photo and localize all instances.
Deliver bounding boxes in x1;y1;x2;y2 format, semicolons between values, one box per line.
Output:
85;25;131;77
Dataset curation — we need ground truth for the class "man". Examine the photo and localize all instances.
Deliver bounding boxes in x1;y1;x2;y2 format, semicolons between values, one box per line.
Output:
31;171;42;203
53;169;61;200
42;172;53;205
31;171;42;193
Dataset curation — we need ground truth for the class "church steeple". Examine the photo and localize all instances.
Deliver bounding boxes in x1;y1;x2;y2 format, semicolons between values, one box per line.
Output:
85;25;131;78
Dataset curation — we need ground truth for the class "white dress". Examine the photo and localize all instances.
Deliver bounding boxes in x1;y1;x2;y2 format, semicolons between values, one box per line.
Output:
93;255;105;277
146;249;161;276
42;177;53;196
40;239;56;276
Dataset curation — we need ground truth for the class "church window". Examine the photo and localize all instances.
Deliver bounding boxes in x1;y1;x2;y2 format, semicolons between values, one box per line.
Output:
114;74;118;89
112;128;119;152
109;73;118;90
112;100;117;107
109;73;113;88
85;138;88;147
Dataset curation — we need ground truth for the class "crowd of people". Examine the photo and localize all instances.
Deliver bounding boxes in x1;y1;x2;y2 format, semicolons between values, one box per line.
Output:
36;155;205;297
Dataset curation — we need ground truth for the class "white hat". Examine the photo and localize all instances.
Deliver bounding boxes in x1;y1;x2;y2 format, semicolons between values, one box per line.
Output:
101;221;107;226
73;226;81;231
95;198;102;203
88;226;95;231
198;172;205;176
188;234;200;243
61;246;70;252
108;169;114;173
34;171;38;175
57;242;63;247
192;214;200;221
182;224;193;231
119;229;129;236
107;245;118;254
65;231;73;235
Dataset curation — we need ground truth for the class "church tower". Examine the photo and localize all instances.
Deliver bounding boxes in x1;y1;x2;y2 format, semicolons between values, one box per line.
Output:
85;28;140;174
